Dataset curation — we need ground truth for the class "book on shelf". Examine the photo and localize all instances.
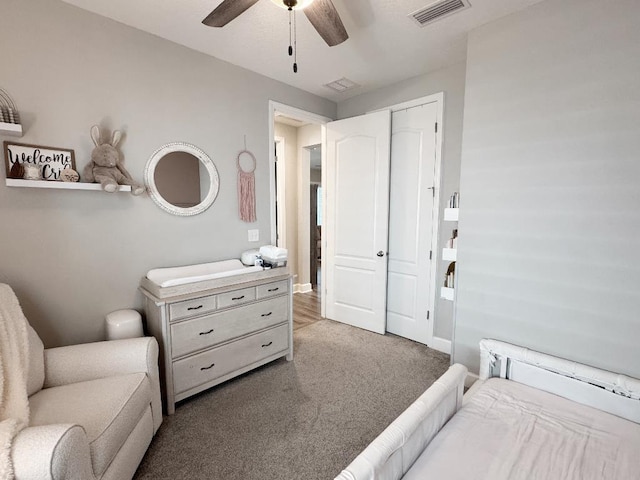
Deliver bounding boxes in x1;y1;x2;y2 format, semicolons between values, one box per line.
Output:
448;192;459;208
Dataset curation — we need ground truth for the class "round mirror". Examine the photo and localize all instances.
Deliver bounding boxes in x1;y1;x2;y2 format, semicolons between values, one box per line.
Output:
145;143;219;216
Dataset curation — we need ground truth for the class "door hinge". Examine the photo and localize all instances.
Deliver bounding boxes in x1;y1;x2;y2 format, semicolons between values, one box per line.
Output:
427;311;430;320
429;250;433;260
435;122;438;133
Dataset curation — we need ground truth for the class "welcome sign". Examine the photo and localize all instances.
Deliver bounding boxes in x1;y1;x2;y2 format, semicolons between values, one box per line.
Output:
4;141;76;180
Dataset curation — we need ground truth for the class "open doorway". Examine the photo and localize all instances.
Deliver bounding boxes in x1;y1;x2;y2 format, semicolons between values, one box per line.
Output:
268;102;330;323
308;145;322;291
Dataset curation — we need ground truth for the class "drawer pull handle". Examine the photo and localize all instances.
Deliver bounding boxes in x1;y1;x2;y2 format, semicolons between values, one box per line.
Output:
187;305;203;311
262;341;273;348
268;287;279;292
200;363;215;371
199;329;214;336
232;295;245;301
261;312;273;317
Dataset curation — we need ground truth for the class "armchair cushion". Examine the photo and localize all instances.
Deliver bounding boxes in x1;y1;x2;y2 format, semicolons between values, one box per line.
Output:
27;325;44;396
29;373;151;478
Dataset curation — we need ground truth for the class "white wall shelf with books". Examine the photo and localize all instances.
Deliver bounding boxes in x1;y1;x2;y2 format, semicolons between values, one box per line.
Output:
441;192;459;302
5;179;132;192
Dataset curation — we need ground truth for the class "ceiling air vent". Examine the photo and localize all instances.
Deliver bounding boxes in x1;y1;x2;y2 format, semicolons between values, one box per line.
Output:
324;77;359;93
409;0;471;27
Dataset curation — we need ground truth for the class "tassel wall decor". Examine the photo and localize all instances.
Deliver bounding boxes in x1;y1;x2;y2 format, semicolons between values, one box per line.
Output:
237;146;257;223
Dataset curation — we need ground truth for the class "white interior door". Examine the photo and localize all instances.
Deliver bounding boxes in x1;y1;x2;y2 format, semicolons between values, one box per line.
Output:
386;102;439;344
324;110;391;334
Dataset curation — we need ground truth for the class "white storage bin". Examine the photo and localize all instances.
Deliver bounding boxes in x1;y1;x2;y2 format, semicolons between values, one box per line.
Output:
106;309;144;340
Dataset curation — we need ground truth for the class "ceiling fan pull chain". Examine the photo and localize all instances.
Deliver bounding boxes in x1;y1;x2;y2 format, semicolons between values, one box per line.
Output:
293;8;298;73
288;7;293;56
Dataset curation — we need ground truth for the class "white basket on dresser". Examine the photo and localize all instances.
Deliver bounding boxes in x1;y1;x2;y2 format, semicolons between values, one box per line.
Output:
140;267;293;415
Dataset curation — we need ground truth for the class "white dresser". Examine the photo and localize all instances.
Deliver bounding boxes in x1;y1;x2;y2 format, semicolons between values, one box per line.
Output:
140;269;293;414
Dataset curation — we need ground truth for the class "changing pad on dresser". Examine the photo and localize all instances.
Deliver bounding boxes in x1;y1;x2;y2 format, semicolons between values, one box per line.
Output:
141;259;290;299
146;259;263;287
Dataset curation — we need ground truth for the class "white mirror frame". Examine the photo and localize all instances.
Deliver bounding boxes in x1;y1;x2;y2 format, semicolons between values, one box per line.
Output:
145;142;220;217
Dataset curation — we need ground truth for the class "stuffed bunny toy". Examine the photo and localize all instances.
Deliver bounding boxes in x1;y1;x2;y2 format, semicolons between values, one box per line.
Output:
83;125;145;195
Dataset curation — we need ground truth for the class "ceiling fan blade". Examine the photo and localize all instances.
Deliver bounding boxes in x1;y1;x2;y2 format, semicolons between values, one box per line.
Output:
202;0;261;27
304;0;349;47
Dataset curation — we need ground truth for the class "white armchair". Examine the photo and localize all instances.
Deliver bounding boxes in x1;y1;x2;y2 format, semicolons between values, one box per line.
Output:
5;289;162;480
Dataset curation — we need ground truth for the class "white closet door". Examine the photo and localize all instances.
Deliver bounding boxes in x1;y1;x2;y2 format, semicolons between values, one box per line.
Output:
324;110;391;334
386;102;438;344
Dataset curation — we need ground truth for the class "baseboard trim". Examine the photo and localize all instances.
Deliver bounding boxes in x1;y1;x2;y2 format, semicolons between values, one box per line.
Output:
430;336;451;354
293;283;313;294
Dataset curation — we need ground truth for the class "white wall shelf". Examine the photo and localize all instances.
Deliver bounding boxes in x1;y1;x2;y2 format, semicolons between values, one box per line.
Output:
0;122;23;137
441;286;455;301
5;179;132;192
442;248;457;261
444;207;459;222
442;204;459;301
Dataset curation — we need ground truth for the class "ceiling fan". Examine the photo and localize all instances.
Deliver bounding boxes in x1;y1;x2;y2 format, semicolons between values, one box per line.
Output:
202;0;349;47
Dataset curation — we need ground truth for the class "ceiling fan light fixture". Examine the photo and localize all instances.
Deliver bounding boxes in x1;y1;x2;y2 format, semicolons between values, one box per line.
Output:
269;0;315;10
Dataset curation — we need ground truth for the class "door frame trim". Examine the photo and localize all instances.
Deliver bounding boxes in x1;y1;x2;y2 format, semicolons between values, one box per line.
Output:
372;92;445;350
274;136;286;248
268;101;332;247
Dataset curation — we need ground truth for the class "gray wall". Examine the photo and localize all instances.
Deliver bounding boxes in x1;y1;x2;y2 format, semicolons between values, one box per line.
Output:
454;0;640;376
0;0;335;347
338;62;467;342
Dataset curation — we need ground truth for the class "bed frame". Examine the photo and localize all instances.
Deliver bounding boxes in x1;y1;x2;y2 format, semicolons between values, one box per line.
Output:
335;339;640;480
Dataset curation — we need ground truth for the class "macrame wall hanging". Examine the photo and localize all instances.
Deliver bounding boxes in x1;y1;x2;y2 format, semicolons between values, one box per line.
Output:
237;137;257;223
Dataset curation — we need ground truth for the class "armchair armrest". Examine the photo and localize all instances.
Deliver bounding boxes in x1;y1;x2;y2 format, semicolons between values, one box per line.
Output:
44;337;163;432
44;337;158;388
12;424;93;480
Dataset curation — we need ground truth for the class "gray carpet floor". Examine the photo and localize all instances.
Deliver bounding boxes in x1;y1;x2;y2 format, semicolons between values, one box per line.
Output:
134;319;450;480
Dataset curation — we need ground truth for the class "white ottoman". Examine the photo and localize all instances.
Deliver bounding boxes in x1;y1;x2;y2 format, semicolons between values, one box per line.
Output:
106;309;144;340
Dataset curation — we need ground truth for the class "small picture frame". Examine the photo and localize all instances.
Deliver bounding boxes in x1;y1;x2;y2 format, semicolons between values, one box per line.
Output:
4;141;76;181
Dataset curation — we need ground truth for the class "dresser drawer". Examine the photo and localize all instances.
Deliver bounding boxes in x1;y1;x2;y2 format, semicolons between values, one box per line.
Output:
256;280;288;299
172;323;289;394
169;294;217;321
217;287;256;309
170;295;288;358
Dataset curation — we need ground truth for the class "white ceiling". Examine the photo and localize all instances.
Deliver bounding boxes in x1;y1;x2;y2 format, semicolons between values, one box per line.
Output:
60;0;545;102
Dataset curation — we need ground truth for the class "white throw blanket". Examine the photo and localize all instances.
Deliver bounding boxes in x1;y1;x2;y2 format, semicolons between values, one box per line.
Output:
0;284;30;480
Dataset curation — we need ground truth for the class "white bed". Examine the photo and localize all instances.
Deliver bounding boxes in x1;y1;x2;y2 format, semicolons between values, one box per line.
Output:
335;339;640;480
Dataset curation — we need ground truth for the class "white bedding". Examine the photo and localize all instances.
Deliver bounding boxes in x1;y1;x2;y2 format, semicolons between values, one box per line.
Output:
404;378;640;480
146;259;263;287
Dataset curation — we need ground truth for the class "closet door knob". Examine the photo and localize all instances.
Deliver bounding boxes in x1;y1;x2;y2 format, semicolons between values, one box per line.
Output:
377;251;385;257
